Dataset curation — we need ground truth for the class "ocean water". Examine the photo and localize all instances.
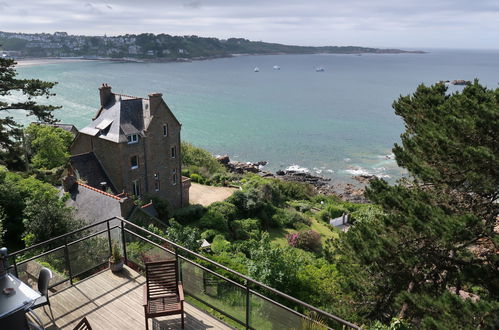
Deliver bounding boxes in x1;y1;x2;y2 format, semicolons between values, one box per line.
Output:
12;49;499;184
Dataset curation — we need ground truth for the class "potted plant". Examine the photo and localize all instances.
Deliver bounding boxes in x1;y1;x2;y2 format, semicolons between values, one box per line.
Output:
109;243;124;272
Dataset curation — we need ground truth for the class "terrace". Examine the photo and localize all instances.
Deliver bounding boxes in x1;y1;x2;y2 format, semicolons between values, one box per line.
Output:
9;217;359;329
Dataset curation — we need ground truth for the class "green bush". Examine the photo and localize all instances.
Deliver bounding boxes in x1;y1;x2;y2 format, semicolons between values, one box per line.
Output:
181;141;226;175
181;168;191;177
200;209;229;232
173;204;205;224
230;218;261;240
211;235;231;254
201;229;223;241
272;208;311;228
190;173;204;183
207;202;237;221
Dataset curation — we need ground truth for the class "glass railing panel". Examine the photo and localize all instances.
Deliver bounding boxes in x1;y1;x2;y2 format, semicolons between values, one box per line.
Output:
249;292;303;330
181;260;246;326
124;231;174;269
15;246;70;291
67;231;110;277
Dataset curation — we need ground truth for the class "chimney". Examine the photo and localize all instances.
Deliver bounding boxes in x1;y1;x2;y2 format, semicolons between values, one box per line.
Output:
148;92;163;113
99;83;112;107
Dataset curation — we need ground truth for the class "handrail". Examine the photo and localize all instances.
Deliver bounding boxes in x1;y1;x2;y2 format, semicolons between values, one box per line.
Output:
11;216;359;329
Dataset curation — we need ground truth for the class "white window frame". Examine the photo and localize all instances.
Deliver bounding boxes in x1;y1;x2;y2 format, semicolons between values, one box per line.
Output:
130;155;139;169
132;180;141;196
171;145;176;158
127;134;139;144
172;169;177;185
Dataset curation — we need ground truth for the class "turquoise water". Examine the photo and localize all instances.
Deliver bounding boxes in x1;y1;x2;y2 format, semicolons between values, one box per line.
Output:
13;50;499;183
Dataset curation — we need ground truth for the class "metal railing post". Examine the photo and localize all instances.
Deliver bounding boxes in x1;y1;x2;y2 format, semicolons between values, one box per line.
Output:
245;279;250;330
120;220;128;263
64;241;73;285
106;220;112;257
13;256;18;277
175;247;182;282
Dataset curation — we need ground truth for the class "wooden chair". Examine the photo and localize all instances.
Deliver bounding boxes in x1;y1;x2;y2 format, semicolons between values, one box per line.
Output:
72;317;92;330
143;260;184;329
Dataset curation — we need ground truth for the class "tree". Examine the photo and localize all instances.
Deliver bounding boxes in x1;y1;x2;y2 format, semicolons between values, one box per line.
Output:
0;57;60;169
333;81;499;327
392;80;498;223
25;124;73;169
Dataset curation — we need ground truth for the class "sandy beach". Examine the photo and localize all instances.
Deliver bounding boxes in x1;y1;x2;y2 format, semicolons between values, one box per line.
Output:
14;58;92;67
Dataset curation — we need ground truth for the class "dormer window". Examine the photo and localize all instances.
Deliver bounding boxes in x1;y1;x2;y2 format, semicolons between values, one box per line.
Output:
127;134;139;144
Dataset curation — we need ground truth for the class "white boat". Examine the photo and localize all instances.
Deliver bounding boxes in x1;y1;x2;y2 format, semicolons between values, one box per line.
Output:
273;65;280;70
254;67;259;72
315;67;325;72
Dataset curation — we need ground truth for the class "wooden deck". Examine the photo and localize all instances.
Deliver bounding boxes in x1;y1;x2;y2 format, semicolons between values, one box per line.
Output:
28;266;233;330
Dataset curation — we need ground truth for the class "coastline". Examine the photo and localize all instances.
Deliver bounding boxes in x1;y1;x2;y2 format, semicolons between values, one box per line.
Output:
12;49;427;67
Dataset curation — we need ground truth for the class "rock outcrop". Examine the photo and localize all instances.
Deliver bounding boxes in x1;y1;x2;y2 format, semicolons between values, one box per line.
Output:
216;155;370;203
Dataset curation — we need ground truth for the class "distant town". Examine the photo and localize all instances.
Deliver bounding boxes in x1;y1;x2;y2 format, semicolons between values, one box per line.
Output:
0;31;424;61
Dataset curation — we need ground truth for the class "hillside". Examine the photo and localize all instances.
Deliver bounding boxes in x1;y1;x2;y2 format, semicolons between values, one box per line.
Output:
0;31;424;60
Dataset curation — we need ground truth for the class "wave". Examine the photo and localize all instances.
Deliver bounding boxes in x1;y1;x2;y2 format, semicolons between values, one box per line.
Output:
286;164;310;173
345;166;391;178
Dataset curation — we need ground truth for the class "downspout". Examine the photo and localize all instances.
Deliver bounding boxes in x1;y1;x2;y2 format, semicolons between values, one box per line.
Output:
142;133;149;193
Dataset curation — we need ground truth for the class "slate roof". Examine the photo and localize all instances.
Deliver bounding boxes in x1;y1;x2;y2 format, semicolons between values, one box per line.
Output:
70;152;117;193
80;94;148;143
65;182;124;227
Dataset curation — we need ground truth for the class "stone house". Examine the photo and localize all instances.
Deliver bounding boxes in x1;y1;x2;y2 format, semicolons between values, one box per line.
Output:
69;84;190;209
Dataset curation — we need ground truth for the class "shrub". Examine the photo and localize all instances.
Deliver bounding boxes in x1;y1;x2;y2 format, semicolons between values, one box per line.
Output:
230;218;261;240
207;201;237;221
181;142;226;175
211;235;231;254
272;208;311;228
200;209;229;232
181;168;191;177
286;230;322;253
273;179;315;201
173;204;205;224
190;173;204;183
201;229;222;241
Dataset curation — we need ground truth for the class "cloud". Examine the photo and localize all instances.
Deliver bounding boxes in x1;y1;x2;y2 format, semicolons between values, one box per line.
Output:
0;0;497;49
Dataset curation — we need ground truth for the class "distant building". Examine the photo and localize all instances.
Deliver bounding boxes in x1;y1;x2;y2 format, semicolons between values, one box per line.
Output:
70;84;190;209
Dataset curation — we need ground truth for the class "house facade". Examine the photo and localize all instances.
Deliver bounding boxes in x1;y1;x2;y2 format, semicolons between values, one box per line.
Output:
70;84;190;209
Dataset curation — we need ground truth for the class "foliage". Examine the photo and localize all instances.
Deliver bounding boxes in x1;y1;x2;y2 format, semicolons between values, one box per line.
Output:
0;58;61;169
200;208;229;232
210;234;231;254
110;242;122;262
181;141;226;176
25;123;73;169
0;206;5;246
333;81;499;327
392;80;498;223
163;220;201;251
200;229;222;241
142;194;171;220
230;218;261;240
0;167;81;249
246;234;303;293
272;208;311;228
286;230;322;253
173;204;205;224
189;173;204;183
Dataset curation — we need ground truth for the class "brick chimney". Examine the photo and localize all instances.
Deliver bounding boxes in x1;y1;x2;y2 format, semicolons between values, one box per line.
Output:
99;83;112;107
148;93;163;114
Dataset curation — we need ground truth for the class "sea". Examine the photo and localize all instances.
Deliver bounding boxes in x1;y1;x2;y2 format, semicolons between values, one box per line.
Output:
11;49;499;184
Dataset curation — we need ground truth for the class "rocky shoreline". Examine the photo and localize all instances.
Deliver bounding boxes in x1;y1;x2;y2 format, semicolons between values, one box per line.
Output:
216;155;371;203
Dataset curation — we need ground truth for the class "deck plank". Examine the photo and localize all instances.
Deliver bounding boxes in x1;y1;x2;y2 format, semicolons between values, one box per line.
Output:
28;266;234;330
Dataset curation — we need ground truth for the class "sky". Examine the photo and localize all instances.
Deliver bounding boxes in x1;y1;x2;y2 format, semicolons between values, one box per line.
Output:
0;0;498;49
